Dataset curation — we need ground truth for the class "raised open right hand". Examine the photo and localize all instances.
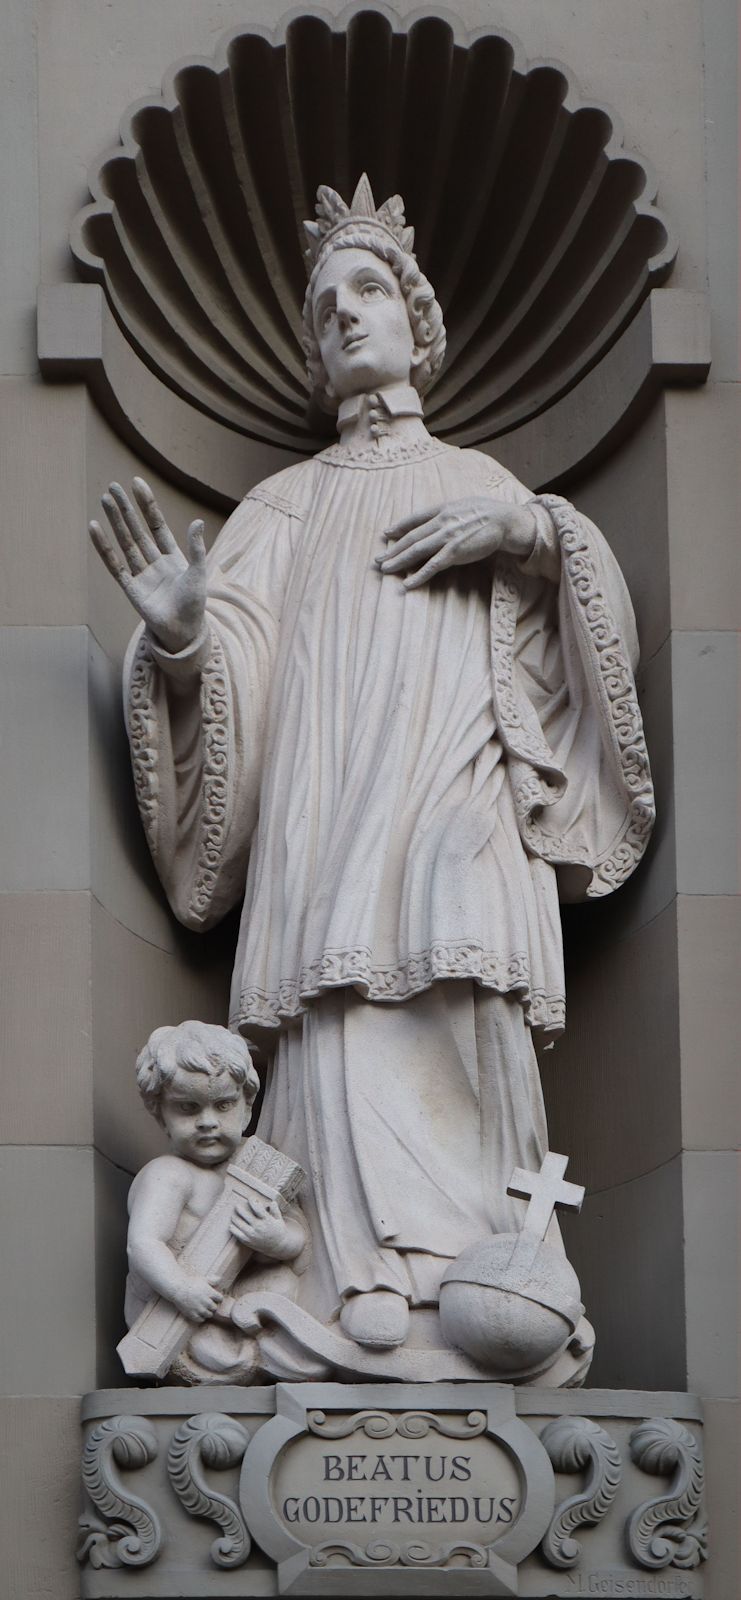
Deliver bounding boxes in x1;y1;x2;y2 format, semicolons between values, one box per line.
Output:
90;477;207;655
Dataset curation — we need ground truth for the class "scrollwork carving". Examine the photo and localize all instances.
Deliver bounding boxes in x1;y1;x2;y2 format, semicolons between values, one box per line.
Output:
310;1538;488;1568
540;1415;622;1568
307;1408;487;1441
77;1415;161;1569
627;1417;708;1570
167;1412;251;1568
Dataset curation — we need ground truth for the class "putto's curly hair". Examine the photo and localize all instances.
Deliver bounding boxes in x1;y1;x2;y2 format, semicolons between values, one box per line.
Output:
135;1020;259;1125
302;224;446;411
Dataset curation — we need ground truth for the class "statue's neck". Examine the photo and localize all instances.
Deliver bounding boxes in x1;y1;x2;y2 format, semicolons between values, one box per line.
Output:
336;383;428;451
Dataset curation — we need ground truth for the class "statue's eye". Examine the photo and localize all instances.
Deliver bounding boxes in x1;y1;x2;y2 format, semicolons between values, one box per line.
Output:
215;1100;233;1112
178;1102;198;1115
361;283;385;300
320;306;336;330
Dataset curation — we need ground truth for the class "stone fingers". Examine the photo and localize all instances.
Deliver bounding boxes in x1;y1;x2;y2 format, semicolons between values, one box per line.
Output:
379;513;447;567
402;542;459;589
383;504;443;542
131;477;178;556
88;518;136;597
106;481;160;567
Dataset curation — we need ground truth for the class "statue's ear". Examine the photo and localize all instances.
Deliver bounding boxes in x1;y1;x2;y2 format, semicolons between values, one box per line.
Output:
410;343;425;373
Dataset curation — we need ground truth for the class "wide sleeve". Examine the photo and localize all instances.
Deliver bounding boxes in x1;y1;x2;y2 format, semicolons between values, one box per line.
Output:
487;470;655;901
123;485;303;930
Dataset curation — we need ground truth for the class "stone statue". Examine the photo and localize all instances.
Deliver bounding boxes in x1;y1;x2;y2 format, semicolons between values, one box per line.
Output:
91;177;654;1384
121;1020;308;1384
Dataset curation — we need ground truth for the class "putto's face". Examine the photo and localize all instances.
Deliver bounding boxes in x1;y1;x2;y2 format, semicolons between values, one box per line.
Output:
160;1067;247;1167
312;247;417;399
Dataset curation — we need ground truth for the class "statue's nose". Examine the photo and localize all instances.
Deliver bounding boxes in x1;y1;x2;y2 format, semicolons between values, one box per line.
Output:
336;293;360;332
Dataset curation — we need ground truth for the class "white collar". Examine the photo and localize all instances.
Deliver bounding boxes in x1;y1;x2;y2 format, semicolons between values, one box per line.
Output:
337;383;424;430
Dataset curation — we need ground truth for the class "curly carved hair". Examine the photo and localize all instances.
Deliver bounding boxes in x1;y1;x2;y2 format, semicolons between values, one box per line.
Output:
136;1020;259;1125
302;225;446;410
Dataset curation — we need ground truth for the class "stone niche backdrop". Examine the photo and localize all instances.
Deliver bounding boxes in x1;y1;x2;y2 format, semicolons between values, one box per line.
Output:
37;5;712;1402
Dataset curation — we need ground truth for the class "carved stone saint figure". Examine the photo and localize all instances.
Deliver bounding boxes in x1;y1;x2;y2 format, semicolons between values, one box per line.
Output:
91;177;654;1382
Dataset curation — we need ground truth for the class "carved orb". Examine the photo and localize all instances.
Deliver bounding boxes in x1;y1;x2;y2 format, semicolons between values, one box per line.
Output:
439;1235;583;1374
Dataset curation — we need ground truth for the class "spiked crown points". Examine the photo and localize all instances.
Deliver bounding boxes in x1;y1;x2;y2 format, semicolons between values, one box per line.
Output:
303;174;416;270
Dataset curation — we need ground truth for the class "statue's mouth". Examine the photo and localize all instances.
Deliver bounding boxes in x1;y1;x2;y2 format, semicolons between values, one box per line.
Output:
342;333;367;351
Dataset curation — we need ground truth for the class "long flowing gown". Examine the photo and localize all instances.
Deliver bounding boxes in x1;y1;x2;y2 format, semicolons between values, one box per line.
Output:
124;425;653;1328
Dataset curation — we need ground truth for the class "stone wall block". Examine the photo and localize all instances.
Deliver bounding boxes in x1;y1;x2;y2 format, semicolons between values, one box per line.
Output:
0;890;93;1145
0;1146;96;1394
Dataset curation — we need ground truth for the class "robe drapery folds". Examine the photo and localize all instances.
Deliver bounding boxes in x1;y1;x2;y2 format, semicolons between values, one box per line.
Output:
124;437;654;1044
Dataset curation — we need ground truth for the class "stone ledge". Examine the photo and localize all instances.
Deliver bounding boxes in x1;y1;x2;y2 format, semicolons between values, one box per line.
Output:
78;1383;707;1599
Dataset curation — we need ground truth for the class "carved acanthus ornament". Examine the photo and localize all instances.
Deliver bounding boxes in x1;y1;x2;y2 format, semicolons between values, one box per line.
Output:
77;1415;161;1569
166;1413;251;1568
540;1415;622;1568
627;1417;708;1570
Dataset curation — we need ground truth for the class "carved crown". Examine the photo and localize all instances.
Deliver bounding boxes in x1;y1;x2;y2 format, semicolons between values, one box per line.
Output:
303;175;416;270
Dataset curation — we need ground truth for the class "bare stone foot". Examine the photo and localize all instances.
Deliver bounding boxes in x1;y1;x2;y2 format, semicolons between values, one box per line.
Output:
340;1290;410;1349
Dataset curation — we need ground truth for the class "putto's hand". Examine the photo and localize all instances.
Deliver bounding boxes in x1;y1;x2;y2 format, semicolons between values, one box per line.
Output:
230;1195;300;1260
175;1274;223;1324
376;497;537;589
89;478;207;654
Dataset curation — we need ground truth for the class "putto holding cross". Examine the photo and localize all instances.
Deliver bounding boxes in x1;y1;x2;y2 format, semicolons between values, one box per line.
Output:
92;177;654;1385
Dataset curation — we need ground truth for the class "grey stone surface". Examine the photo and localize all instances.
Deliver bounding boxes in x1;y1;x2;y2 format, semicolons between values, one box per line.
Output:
682;1150;740;1398
0;0;39;376
0;1396;82;1600
677;895;741;1151
561;1155;686;1393
545;898;681;1192
673;632;739;896
0;378;86;624
666;385;741;631
0;890;93;1145
0;626;89;891
702;1398;740;1600
0;1146;96;1394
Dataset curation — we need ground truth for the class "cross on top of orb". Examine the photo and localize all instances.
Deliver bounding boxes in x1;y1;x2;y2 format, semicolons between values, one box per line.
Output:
508;1153;584;1245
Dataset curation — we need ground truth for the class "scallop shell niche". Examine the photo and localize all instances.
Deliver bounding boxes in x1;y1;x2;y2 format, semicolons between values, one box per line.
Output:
70;5;676;456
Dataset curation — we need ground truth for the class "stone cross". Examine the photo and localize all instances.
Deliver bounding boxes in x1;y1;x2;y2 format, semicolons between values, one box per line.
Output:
507;1153;584;1264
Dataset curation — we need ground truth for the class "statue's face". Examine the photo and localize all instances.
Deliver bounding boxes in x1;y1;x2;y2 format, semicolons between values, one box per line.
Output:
312;246;416;399
160;1067;246;1167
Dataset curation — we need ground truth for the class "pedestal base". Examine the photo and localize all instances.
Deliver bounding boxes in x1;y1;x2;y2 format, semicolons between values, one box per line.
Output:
78;1384;707;1599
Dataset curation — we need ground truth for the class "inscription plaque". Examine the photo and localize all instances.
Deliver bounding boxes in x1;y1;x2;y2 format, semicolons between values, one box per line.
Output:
240;1383;555;1595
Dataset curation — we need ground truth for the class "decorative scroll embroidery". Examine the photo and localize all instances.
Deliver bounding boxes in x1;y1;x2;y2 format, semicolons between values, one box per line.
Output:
189;630;230;924
234;943;565;1034
127;634;159;863
537;495;655;896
